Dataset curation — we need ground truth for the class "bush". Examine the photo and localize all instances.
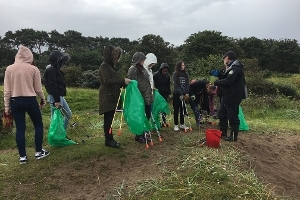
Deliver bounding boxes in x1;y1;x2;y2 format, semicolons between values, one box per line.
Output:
78;70;100;89
275;84;299;99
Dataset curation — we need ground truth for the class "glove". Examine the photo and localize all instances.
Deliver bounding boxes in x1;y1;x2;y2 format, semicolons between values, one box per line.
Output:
210;70;220;77
190;95;196;101
183;94;189;101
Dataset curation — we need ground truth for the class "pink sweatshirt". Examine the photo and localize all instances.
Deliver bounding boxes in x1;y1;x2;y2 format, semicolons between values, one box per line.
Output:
4;45;45;110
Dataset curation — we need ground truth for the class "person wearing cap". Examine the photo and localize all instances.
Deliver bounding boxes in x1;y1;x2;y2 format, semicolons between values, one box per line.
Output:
44;50;72;132
128;52;153;143
99;45;131;148
153;63;171;126
211;51;247;142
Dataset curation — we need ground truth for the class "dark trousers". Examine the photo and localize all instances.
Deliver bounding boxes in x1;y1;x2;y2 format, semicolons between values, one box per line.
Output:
10;97;44;157
145;104;151;120
173;93;184;125
103;111;115;141
189;97;201;123
218;100;240;136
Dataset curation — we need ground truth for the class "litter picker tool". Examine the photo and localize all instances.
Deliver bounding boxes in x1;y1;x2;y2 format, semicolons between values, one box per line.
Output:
151;112;163;142
180;95;192;132
109;87;124;134
118;88;126;136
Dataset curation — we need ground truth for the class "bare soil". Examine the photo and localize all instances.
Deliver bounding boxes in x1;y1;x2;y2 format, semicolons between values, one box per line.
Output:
43;129;300;200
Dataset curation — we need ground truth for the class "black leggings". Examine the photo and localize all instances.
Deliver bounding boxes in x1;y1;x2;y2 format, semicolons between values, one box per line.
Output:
103;111;115;141
145;104;151;120
172;93;184;125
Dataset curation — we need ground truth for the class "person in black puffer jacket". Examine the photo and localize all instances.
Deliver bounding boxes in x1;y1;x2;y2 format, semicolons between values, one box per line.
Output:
212;51;247;142
153;63;171;125
43;50;71;132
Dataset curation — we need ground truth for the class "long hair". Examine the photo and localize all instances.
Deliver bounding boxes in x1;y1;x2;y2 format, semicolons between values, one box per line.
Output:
174;61;187;84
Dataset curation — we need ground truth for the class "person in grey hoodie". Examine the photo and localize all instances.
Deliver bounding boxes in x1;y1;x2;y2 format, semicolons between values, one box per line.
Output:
128;52;153;143
172;61;190;131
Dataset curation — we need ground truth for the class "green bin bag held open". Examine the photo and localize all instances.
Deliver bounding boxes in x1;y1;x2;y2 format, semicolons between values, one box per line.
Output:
239;105;249;131
151;90;170;130
122;80;151;135
48;108;77;146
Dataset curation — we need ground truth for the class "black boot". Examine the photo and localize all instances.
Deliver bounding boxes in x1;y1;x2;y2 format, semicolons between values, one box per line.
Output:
220;129;228;139
105;134;121;148
219;119;228;139
224;131;238;142
105;139;121;148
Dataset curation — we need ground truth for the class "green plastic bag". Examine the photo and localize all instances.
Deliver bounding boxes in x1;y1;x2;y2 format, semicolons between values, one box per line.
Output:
123;80;151;135
239;105;249;131
48;108;77;146
151;90;170;130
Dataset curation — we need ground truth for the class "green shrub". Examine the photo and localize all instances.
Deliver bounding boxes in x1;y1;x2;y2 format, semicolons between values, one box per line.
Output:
275;84;299;99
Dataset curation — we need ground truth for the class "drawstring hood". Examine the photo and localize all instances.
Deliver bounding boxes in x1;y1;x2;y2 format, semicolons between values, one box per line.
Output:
15;45;33;64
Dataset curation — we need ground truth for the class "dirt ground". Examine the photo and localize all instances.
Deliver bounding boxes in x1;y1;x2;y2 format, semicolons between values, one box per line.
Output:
236;133;300;199
45;129;300;200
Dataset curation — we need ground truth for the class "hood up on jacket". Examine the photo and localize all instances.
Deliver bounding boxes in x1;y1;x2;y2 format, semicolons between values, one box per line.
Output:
103;45;123;68
158;63;169;72
15;45;33;64
132;52;146;66
49;50;70;68
144;53;157;69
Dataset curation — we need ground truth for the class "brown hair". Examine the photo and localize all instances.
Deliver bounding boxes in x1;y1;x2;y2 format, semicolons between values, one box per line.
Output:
174;61;187;84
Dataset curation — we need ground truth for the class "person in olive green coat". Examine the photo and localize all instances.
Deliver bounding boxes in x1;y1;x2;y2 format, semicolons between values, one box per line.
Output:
99;45;131;148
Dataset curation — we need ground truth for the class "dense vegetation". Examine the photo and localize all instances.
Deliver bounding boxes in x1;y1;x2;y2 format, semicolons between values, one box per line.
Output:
0;29;300;89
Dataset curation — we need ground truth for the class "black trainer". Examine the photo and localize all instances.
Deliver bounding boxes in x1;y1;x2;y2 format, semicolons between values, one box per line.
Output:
135;135;146;143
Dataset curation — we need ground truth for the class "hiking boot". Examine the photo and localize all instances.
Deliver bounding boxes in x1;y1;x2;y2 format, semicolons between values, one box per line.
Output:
105;140;121;148
174;125;179;131
224;132;238;142
19;156;27;164
223;137;237;142
179;124;189;130
35;149;50;160
135;135;146;143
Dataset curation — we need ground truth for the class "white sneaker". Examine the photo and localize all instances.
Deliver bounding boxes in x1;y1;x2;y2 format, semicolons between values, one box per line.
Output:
35;149;50;160
174;125;179;131
180;124;189;129
19;156;27;164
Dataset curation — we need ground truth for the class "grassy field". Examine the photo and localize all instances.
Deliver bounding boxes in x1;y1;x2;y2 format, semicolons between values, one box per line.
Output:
1;74;300;199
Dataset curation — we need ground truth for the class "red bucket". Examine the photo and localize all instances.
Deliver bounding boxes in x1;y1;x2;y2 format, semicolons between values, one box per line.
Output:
205;129;221;148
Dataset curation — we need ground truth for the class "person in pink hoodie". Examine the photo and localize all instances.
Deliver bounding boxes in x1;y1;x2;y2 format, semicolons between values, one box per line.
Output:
4;45;50;164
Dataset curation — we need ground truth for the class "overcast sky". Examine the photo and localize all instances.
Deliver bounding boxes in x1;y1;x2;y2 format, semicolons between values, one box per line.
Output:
0;0;299;46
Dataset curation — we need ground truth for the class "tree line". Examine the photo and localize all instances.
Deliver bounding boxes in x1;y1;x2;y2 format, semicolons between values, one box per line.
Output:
0;28;299;88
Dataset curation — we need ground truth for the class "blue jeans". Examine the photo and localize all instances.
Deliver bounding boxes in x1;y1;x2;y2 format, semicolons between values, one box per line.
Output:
47;95;72;130
10;97;44;157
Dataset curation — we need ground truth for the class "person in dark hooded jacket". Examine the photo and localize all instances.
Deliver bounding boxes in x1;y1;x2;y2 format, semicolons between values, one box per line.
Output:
99;45;131;148
153;63;171;125
212;51;246;142
44;50;71;132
